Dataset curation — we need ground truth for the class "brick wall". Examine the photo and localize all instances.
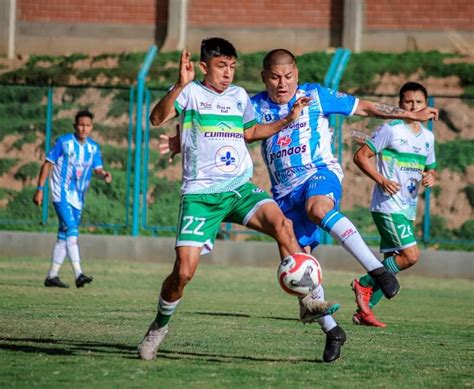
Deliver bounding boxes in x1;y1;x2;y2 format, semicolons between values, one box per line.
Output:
17;0;168;25
188;0;343;29
365;0;473;30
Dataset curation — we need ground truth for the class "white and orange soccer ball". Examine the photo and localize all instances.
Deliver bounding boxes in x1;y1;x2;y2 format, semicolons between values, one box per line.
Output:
277;253;323;297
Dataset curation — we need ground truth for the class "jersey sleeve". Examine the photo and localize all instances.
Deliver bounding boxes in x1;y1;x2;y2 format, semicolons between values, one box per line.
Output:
243;92;257;130
92;144;104;169
317;85;358;116
46;137;64;164
173;83;191;115
425;134;437;170
366;124;393;154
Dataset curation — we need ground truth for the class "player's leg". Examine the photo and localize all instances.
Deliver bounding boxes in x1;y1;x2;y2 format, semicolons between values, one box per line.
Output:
305;171;399;299
139;193;225;361
44;205;69;288
230;183;345;362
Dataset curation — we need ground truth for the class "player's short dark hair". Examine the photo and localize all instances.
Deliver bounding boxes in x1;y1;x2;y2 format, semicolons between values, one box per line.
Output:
263;49;297;71
399;82;428;102
200;37;237;63
75;109;94;123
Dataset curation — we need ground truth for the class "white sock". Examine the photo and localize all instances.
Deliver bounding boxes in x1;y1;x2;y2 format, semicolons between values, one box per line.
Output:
307;285;338;332
66;236;83;279
48;240;67;278
321;210;382;272
158;295;181;316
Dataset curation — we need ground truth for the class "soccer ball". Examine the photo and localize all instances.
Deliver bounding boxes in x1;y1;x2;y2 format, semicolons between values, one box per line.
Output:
277;253;323;297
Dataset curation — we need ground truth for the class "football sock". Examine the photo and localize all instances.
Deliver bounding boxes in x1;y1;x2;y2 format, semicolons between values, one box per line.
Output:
369;256;401;308
66;236;83;279
320;210;382;272
155;295;181;328
310;285;338;332
48;239;67;278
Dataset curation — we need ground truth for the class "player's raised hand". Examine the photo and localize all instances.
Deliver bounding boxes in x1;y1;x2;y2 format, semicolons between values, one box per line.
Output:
178;50;195;87
379;177;401;196
412;106;438;122
421;171;436;187
287;97;312;123
33;190;43;206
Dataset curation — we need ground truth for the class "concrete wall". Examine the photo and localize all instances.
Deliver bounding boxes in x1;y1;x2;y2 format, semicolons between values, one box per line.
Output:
1;231;472;279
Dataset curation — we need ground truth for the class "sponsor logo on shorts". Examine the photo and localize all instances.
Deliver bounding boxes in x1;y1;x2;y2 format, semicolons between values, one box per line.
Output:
215;146;239;172
252;188;265;194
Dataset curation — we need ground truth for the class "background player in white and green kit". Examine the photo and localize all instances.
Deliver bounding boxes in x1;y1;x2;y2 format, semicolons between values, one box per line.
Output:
137;38;345;362
351;82;437;327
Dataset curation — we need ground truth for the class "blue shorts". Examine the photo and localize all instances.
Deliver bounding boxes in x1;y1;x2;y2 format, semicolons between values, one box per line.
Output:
53;201;82;240
276;170;342;250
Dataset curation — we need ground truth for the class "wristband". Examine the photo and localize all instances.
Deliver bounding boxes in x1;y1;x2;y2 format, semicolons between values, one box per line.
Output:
37;186;44;191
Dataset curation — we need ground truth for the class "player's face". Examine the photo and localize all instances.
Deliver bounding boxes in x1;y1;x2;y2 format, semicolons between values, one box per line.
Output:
399;90;427;113
261;63;299;104
200;56;236;93
74;116;93;142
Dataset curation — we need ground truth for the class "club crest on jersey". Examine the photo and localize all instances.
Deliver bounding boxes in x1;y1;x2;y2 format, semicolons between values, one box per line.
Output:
277;135;292;147
215;146;239;172
236;101;243;112
406;178;419;198
264;113;273;123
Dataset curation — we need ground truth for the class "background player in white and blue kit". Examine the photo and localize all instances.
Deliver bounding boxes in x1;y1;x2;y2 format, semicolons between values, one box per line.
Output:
33;110;112;288
251;49;438;304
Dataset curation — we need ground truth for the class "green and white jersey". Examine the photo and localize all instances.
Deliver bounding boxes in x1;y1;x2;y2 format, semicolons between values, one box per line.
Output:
174;81;257;194
367;120;436;220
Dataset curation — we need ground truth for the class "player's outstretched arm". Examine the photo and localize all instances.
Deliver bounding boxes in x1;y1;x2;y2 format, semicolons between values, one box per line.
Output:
150;50;195;126
33;161;53;206
245;97;311;143
353;144;401;195
355;100;438;122
95;168;113;183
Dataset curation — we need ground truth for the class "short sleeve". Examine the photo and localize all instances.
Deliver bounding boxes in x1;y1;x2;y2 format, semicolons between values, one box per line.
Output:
243;92;257;130
425;134;437;170
317;85;358;116
46;138;64;164
366;124;393;154
174;83;191;115
92;144;104;169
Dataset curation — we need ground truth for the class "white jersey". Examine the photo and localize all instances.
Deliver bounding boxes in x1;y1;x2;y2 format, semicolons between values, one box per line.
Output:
174;81;256;194
46;133;103;210
251;83;358;199
368;120;437;220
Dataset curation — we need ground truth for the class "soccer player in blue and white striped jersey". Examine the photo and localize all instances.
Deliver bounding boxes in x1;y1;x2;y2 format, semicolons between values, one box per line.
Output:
251;49;438;316
33;110;112;288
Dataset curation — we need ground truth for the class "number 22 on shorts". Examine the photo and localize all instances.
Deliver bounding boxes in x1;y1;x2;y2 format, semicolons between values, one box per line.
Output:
181;216;206;236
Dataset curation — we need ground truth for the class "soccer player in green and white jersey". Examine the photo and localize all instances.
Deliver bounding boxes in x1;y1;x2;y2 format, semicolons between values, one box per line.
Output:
351;82;437;327
138;37;346;363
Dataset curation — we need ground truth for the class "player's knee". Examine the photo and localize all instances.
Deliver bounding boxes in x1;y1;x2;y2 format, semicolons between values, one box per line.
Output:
273;216;293;242
399;247;419;268
306;203;332;225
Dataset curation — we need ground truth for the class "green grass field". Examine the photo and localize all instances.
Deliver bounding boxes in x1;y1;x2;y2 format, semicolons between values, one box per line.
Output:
0;256;472;388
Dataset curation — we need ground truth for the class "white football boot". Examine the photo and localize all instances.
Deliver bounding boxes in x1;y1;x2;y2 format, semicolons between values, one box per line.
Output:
138;322;169;360
299;289;340;324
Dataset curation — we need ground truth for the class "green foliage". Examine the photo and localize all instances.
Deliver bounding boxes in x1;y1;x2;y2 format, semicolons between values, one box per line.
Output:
100;144;129;169
11;131;37;150
463;184;474;207
107;89;131;118
435;139;474;172
455;220;474;240
343;206;378;235
0;186;38;220
426;214;453;239
148;178;181;227
0;158;19;175
14;162;40;182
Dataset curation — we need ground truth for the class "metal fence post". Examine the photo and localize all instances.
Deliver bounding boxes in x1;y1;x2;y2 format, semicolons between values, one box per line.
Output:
422;96;435;246
41;86;53;226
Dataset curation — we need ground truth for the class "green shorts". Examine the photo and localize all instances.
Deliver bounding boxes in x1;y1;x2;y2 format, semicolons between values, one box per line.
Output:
371;212;417;253
176;182;274;254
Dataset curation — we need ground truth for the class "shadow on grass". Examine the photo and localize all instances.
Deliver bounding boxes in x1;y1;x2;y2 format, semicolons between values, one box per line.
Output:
0;337;323;363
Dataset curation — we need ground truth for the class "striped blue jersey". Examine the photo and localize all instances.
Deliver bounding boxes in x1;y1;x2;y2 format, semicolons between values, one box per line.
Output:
251;83;358;199
46;133;103;210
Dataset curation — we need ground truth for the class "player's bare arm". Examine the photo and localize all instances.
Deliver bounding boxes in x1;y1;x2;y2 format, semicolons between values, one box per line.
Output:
421;169;436;187
355;100;438;122
353;144;401;195
33;161;53;206
95;168;113;183
244;97;311;143
150;50;195;126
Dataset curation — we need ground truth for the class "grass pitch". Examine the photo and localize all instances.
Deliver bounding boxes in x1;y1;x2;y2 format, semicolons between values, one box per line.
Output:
0;256;472;388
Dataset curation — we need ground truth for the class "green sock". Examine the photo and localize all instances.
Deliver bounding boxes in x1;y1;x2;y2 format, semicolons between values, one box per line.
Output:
154;295;181;328
359;274;376;287
369;256;401;309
